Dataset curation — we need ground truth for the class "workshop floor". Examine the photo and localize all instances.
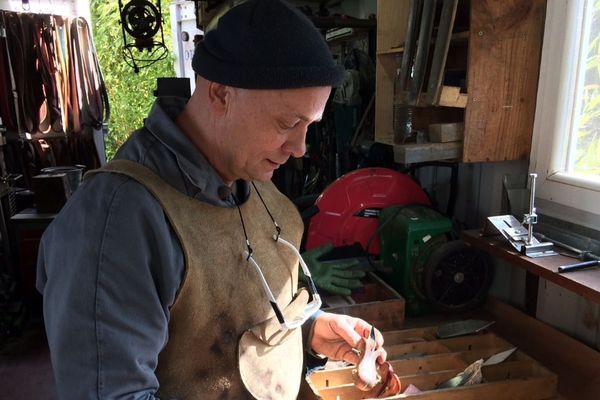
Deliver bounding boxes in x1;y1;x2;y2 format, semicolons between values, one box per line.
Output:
0;316;57;400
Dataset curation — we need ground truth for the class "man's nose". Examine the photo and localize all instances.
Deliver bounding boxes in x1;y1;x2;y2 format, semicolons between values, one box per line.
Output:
283;129;307;158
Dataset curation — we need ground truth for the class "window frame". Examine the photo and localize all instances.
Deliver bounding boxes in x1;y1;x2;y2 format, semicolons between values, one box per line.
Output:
530;0;600;226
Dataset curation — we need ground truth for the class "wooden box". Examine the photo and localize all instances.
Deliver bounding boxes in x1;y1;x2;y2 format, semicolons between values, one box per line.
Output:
303;325;557;400
322;272;405;331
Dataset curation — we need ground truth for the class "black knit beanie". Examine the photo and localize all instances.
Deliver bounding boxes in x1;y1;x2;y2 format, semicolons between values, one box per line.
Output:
192;0;344;89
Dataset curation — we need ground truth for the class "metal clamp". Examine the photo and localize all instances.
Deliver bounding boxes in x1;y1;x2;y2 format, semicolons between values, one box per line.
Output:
484;173;557;258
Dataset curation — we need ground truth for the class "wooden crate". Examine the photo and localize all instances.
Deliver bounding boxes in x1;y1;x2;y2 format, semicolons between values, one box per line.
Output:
322;272;405;331
303;325;557;400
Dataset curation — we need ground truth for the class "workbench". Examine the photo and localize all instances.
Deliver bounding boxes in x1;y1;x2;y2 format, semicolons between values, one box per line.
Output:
458;229;600;399
461;229;600;313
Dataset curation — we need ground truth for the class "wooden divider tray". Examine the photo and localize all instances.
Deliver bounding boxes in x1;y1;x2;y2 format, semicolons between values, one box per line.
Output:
304;326;558;400
322;272;405;331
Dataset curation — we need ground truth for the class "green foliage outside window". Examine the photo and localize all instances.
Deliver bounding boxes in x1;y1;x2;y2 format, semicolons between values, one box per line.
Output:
90;0;175;159
575;0;600;176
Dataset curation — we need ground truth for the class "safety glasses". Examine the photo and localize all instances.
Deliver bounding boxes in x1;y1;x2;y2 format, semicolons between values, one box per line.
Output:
244;233;322;331
235;182;322;331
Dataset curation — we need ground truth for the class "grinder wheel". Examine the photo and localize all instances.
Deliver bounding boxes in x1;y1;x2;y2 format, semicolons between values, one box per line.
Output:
424;240;493;312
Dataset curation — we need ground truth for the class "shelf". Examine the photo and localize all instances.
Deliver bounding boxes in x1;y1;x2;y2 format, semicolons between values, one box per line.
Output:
308;16;376;29
461;229;600;305
423;85;468;108
392;141;462;164
393;86;468;109
450;30;470;41
376;47;403;55
376;31;470;56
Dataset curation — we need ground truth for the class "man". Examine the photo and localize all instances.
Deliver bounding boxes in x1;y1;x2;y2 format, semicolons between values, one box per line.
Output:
37;0;385;398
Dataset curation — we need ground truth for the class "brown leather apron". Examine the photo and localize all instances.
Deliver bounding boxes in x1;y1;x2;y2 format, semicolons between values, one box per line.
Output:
90;160;306;399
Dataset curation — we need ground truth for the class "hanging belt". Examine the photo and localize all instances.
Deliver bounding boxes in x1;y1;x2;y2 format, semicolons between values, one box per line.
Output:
70;17;109;132
0;12;17;133
86;18;110;129
35;14;62;134
68;17;82;133
15;13;44;134
0;12;24;138
52;15;70;133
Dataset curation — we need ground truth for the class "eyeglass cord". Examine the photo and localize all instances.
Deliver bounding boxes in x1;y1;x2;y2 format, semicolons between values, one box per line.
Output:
231;182;322;329
231;182;280;261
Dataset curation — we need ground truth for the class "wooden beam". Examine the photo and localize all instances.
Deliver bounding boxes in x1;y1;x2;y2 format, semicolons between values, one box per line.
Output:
463;0;545;162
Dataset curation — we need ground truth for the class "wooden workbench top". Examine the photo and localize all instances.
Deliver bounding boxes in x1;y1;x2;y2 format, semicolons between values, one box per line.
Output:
461;229;600;304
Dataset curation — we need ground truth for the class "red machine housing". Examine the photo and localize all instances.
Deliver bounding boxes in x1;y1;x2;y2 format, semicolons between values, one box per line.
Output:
305;168;431;254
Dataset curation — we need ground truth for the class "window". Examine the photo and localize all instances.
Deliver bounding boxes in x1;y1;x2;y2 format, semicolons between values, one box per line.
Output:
530;0;600;226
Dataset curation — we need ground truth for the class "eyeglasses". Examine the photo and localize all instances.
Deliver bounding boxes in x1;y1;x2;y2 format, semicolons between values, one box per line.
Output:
244;233;322;331
235;183;322;331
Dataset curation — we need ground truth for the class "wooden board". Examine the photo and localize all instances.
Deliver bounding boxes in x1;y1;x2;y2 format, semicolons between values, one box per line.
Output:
393;142;463;164
463;0;546;162
376;0;410;52
415;86;469;109
374;54;398;145
303;323;557;400
436;86;468;108
429;122;465;142
485;300;600;400
411;106;464;133
374;0;411;145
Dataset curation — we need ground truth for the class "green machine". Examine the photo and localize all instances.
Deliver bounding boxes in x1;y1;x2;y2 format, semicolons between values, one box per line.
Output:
378;205;493;316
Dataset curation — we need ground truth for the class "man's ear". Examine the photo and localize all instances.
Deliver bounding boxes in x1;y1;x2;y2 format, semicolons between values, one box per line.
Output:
207;81;232;114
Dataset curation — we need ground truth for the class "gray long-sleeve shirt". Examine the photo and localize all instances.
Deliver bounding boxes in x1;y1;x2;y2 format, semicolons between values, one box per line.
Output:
36;97;257;399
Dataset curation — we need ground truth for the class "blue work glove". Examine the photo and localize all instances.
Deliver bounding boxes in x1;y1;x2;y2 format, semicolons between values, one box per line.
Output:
300;243;365;296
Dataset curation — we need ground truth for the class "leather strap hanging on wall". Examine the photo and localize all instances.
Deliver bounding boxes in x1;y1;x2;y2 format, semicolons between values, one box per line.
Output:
52;15;70;133
35;14;62;134
1;11;108;138
70;17;109;133
2;12;26;136
13;13;44;134
0;10;109;184
0;16;17;132
67;15;81;133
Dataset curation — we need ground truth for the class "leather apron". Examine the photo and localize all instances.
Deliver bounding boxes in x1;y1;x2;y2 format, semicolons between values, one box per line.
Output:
92;160;305;399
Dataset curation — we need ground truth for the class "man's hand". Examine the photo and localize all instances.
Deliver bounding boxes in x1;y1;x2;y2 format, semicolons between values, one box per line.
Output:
300;243;365;296
310;312;387;365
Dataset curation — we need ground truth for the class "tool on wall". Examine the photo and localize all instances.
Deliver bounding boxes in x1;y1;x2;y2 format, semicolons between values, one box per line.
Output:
408;0;436;105
393;0;420;142
484;173;557;258
393;0;460;143
118;0;168;73
425;0;459;105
